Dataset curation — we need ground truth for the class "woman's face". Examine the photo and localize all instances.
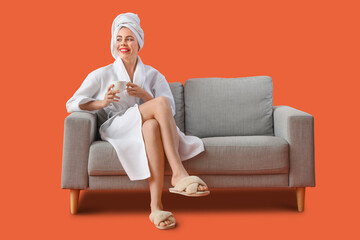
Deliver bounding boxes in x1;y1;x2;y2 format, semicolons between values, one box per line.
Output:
116;27;139;61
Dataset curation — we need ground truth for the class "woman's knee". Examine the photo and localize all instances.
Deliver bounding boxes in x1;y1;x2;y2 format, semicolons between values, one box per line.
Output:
142;119;160;137
155;96;171;113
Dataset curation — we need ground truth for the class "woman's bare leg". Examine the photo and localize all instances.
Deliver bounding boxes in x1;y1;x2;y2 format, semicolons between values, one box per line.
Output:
138;97;207;191
142;119;173;227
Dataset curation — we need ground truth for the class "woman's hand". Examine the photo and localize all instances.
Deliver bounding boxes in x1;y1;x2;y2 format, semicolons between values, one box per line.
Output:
102;84;120;108
126;82;153;102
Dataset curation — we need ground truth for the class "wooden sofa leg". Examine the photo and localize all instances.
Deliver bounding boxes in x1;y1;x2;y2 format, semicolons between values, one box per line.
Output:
296;187;305;212
70;189;80;214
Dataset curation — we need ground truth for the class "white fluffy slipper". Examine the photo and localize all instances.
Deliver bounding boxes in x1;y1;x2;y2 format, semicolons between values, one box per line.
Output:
169;176;210;197
149;210;176;230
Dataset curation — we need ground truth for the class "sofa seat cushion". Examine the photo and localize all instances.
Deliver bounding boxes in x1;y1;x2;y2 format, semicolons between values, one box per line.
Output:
181;136;289;174
88;141;122;176
88;136;289;176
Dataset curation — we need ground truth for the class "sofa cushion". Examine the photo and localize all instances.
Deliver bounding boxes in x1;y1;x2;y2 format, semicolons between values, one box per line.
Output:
88;141;123;176
88;136;288;176
169;82;185;133
180;136;289;174
184;77;274;137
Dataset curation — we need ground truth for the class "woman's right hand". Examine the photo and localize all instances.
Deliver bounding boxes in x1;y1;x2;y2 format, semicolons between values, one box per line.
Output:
102;84;120;108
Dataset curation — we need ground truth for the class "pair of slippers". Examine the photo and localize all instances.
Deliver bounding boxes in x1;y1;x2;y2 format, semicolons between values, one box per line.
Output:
149;176;210;230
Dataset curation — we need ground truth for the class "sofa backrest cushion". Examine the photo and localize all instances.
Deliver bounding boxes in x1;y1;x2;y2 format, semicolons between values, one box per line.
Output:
184;76;274;137
169;82;185;132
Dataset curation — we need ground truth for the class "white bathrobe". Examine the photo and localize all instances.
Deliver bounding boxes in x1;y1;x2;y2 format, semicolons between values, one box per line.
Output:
66;56;204;180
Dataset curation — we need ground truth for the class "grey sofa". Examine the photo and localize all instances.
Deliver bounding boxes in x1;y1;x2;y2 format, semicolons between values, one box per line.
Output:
61;76;315;214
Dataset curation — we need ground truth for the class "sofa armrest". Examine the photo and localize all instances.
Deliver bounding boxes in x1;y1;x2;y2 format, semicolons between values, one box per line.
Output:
61;112;97;189
273;106;315;187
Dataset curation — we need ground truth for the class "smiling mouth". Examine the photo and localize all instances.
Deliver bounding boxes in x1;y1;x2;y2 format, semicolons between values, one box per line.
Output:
119;48;129;53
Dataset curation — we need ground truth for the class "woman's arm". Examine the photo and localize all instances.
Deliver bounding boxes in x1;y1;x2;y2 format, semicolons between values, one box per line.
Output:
79;100;106;111
66;72;101;113
79;84;120;111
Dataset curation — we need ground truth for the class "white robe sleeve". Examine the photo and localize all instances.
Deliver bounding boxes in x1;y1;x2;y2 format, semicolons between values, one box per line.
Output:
66;72;101;113
153;75;176;116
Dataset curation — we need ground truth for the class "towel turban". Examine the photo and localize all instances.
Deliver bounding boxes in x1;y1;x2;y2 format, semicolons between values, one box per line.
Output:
111;13;144;59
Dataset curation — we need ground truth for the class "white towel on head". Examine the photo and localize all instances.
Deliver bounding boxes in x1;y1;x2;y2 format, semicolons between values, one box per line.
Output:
111;13;144;59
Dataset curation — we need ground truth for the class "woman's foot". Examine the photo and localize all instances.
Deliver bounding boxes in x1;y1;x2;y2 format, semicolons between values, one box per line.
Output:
171;173;209;192
150;204;174;228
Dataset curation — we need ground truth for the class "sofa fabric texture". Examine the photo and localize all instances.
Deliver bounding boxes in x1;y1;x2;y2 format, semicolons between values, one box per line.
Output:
88;135;289;176
61;112;97;189
184;76;274;138
273;106;315;187
88;174;289;190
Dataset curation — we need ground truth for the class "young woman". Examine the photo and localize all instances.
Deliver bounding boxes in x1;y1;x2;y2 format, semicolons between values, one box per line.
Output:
66;13;209;230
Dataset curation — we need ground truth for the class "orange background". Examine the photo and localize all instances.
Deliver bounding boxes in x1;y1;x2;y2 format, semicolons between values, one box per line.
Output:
1;0;359;239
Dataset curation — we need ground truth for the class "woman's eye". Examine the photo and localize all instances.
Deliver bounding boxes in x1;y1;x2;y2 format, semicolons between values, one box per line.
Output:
117;38;121;41
127;38;133;41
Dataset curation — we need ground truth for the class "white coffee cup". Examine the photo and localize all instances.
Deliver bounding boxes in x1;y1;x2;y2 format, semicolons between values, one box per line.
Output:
111;80;127;92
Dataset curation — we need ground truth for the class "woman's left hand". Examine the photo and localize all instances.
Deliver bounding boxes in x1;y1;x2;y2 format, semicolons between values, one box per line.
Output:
126;82;153;102
126;82;145;98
